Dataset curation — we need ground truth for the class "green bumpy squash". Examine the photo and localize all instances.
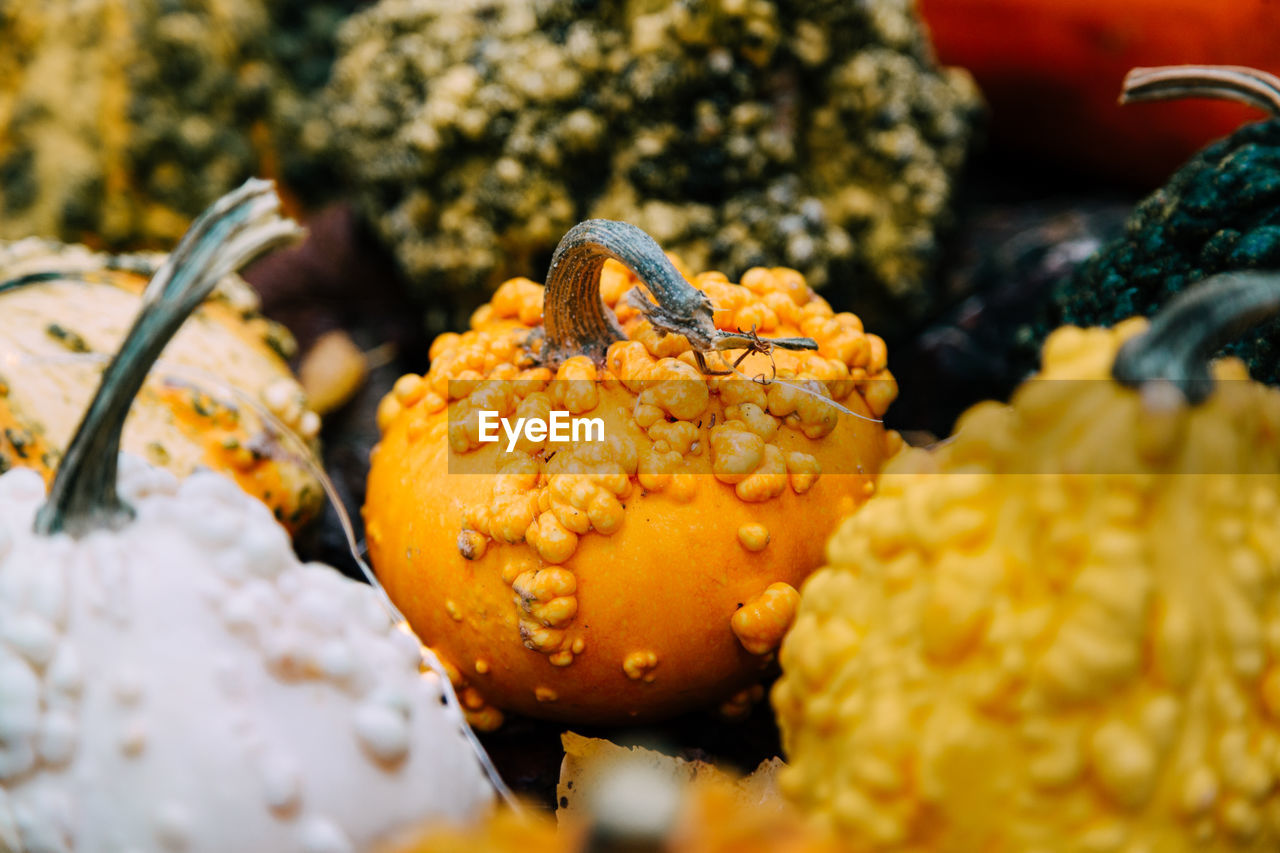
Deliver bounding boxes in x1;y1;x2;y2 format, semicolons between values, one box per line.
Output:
1036;65;1280;384
321;0;983;337
0;0;357;249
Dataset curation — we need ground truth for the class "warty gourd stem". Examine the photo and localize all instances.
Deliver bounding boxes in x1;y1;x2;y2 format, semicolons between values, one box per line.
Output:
1122;64;1280;115
539;219;818;369
1112;270;1280;403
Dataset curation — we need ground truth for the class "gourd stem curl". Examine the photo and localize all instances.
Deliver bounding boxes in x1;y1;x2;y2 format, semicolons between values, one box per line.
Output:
1112;271;1280;404
34;179;304;538
1121;65;1280;116
540;219;817;368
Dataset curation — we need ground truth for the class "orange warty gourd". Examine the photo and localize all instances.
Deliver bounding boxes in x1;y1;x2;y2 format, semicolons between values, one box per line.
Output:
364;220;900;727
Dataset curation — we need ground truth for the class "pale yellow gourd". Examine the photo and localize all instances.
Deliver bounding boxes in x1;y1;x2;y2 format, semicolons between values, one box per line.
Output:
0;237;322;532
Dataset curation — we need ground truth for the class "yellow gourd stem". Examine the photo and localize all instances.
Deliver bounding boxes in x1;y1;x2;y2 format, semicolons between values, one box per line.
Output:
1122;64;1280;115
35;179;303;538
1112;270;1280;403
539;218;818;368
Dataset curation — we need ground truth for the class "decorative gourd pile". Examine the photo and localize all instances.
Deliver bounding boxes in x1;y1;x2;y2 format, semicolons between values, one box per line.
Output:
774;272;1280;850
0;181;495;852
0;0;356;248
0;236;323;533
1039;65;1280;384
364;219;900;728
394;771;845;853
323;0;982;335
391;732;844;853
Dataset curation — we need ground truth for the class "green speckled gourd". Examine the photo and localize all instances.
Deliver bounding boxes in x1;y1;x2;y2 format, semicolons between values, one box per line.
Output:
322;0;982;336
0;0;357;249
1041;66;1280;384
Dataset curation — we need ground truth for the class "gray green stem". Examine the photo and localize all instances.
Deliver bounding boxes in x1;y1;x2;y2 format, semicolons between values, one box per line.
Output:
1112;271;1280;403
540;219;817;368
1121;65;1280;115
34;178;304;537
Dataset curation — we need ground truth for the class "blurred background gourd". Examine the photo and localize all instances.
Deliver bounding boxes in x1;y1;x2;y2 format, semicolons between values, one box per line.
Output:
1031;66;1280;386
321;0;982;337
0;0;356;248
918;0;1280;185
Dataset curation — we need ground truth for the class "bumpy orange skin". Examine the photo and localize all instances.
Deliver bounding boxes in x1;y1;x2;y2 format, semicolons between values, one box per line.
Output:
365;258;899;726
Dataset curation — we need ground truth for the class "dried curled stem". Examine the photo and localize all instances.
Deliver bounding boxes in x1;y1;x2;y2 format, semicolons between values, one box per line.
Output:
539;219;817;369
1112;271;1280;404
35;179;304;538
1121;65;1280;116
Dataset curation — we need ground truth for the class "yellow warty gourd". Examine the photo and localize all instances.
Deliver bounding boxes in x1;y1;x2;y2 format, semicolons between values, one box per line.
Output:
773;272;1280;851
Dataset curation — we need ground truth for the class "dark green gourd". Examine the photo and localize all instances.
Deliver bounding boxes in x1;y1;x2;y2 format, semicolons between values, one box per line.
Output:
1039;65;1280;383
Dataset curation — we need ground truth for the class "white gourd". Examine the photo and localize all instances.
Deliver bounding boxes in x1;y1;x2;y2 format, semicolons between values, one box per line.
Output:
0;181;494;852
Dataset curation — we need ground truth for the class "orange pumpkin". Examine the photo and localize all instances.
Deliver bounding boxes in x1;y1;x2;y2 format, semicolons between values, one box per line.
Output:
918;0;1280;185
364;220;900;727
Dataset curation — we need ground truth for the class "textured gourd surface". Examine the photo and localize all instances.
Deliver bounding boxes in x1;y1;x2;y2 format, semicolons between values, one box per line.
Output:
393;785;846;853
0;238;323;532
775;318;1280;851
0;0;353;248
0;458;492;852
392;733;841;853
365;258;900;726
1037;119;1280;384
323;0;981;335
